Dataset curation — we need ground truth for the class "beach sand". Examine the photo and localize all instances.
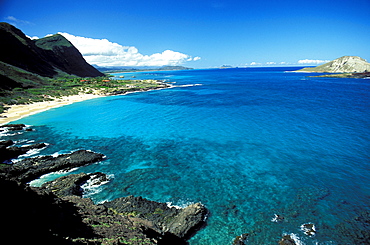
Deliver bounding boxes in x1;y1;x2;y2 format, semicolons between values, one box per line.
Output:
0;94;103;125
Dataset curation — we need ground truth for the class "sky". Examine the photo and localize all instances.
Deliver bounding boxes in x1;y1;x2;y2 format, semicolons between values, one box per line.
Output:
1;0;369;68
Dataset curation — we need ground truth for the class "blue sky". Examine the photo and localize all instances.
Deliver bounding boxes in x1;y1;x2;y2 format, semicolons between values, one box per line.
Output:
1;0;370;68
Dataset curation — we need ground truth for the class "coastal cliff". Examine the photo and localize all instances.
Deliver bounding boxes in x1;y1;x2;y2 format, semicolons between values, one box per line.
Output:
0;124;207;244
295;56;370;73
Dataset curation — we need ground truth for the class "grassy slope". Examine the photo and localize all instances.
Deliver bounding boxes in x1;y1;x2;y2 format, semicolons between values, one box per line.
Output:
0;70;167;114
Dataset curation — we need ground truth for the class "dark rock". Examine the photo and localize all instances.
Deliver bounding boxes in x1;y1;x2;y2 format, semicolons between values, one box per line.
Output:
233;233;249;245
2;168;179;244
271;214;285;222
104;195;208;240
0;22;104;78
0;141;47;164
27;142;47;149
87;171;109;186
36;172;201;243
0;123;26;131
40;172;108;197
301;223;316;236
61;195;167;244
278;234;297;245
5;150;105;184
0;139;13;147
0;175;95;244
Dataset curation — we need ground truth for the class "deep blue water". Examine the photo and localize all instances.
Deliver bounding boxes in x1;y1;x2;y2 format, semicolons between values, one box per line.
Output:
3;68;370;244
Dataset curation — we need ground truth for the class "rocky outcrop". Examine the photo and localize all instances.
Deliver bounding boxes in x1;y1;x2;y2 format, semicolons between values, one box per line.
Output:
40;172;108;197
34;174;207;244
278;235;297;245
4;150;105;184
105;196;208;240
0;124;44;163
0;169;208;244
309;71;370;78
0;129;208;244
232;233;249;245
296;56;370;73
40;172;208;242
0;140;46;163
60;195;162;244
0;123;28;130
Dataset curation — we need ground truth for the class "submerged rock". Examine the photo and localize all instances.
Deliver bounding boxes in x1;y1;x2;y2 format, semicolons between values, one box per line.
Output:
271;214;285;222
233;233;249;245
278;234;297;245
301;223;316;236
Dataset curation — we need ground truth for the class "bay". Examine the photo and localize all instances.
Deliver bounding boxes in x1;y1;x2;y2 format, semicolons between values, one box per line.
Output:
4;68;370;244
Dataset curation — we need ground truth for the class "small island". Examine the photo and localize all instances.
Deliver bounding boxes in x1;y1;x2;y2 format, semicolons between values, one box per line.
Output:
294;56;370;78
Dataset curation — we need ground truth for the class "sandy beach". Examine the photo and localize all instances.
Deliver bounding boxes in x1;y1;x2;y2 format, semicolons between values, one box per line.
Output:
0;94;103;125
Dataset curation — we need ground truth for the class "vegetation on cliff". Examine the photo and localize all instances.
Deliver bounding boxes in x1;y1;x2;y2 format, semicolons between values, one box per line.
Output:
0;23;171;114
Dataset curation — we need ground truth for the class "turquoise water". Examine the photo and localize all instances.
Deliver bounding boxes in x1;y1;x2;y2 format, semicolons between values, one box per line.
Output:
3;68;370;244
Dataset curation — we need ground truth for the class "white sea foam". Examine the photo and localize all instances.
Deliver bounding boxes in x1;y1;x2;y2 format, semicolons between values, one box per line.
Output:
300;223;316;236
0;129;23;137
166;200;197;209
20;143;49;158
18;147;44;158
271;214;285;222
14;139;34;144
96;199;111;205
28;167;79;187
82;173;113;198
175;83;202;88
283;233;305;245
10;144;49;163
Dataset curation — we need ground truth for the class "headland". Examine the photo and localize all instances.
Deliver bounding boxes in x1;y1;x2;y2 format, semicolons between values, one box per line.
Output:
0;124;208;244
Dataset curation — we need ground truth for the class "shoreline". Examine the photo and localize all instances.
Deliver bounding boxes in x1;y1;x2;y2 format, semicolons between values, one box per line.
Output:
0;81;174;126
0;93;104;125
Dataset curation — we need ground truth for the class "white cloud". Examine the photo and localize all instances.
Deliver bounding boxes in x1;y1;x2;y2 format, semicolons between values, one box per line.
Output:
298;59;330;64
249;62;261;66
26;35;39;40
266;62;276;65
58;32;200;67
5;16;32;26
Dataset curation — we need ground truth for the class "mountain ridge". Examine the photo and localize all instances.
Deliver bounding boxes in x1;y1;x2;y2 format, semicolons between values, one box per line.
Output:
0;22;104;83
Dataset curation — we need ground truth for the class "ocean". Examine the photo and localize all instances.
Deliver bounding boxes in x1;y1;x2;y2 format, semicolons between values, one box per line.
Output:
3;67;370;244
